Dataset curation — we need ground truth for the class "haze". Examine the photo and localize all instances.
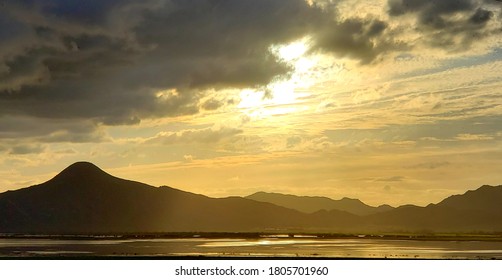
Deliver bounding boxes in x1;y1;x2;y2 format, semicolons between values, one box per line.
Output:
0;0;501;207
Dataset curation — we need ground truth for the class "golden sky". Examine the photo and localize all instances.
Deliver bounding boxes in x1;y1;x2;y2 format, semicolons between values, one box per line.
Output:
0;0;501;206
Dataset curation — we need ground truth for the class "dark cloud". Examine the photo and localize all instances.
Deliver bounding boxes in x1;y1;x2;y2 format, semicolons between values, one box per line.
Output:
387;0;500;49
388;0;474;16
0;9;29;43
201;98;224;111
0;0;500;143
470;8;494;24
0;0;324;133
0;115;106;142
39;0;127;25
126;0;323;89
311;18;407;64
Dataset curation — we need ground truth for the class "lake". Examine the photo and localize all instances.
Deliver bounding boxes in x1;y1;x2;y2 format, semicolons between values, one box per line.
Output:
1;236;502;259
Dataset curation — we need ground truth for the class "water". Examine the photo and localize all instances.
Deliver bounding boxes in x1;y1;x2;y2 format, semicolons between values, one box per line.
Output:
1;237;502;259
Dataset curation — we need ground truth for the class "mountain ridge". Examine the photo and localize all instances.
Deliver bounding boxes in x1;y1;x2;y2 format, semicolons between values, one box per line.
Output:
246;191;395;216
0;162;357;233
1;162;502;233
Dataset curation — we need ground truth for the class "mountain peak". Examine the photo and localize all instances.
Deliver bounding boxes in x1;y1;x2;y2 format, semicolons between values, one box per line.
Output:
67;161;101;170
50;161;112;184
62;161;105;174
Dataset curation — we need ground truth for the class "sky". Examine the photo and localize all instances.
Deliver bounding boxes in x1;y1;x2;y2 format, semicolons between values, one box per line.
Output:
0;0;501;207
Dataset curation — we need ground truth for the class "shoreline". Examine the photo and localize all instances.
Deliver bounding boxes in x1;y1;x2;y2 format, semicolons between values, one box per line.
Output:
2;232;502;242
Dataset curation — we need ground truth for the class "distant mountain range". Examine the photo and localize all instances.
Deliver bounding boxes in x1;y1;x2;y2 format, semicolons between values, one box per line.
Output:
246;192;394;216
1;162;501;234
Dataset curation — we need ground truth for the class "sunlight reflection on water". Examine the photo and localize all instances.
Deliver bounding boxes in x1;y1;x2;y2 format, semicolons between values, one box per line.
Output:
2;238;502;259
198;238;324;247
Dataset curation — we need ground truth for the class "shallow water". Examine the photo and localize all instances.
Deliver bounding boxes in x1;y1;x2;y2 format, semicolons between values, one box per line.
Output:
1;237;502;259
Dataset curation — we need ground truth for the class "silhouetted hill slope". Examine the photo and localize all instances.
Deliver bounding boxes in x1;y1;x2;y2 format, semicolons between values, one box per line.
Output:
367;185;502;232
437;185;502;213
246;192;394;216
0;162;358;233
1;162;501;233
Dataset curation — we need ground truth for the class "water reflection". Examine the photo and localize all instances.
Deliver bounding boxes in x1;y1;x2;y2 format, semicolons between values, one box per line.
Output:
198;238;326;247
1;237;502;259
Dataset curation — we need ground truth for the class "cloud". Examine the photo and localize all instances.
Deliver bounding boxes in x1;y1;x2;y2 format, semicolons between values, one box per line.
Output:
387;0;500;50
408;161;451;169
146;126;243;145
183;154;194;162
455;133;494;141
0;0;325;137
375;176;405;182
311;17;408;64
0;115;106;142
388;0;475;16
0;0;500;143
201;98;224;111
323;114;502;145
286;136;303;148
8;143;45;155
227;176;240;182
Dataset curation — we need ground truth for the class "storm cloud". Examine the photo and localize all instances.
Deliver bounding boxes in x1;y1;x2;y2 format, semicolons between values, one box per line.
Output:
0;0;500;141
0;0;323;134
311;18;407;64
388;0;500;49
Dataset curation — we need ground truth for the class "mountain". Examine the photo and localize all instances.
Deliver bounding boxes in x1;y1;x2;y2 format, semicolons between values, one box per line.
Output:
246;192;394;216
1;162;501;234
0;162;358;233
437;185;502;213
367;185;502;232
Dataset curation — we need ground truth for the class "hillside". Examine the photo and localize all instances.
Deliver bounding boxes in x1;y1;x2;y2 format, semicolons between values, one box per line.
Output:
366;185;502;232
0;162;356;233
1;162;501;233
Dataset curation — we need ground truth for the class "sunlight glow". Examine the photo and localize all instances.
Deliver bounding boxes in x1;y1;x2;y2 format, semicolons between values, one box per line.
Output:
237;88;299;118
237;39;318;118
274;41;307;62
238;89;265;109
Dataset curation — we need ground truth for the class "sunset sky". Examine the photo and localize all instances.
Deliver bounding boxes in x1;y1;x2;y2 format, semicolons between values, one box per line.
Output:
0;0;501;206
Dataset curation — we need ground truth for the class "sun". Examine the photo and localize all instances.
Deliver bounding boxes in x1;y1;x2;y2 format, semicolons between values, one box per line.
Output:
273;40;308;61
237;39;316;118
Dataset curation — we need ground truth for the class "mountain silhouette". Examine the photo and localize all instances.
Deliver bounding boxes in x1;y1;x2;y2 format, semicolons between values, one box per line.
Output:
367;185;502;232
0;162;501;233
437;185;502;213
0;162;358;233
246;192;394;216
